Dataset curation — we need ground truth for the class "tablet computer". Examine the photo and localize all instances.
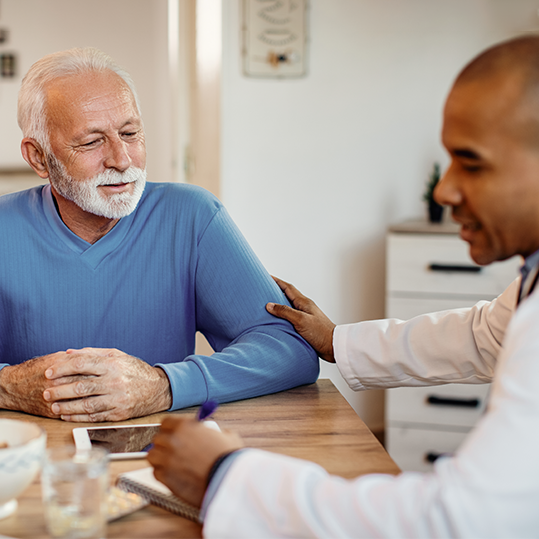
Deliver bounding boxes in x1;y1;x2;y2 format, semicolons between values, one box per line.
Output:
72;421;220;460
72;424;161;460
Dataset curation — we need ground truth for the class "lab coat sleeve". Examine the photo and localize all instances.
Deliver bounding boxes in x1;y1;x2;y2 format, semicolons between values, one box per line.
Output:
203;289;539;538
334;277;519;390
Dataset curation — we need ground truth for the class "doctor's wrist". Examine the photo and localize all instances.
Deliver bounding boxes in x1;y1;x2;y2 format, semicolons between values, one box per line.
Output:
201;449;245;521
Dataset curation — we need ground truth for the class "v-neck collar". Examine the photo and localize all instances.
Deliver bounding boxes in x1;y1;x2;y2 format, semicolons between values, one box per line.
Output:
41;184;135;269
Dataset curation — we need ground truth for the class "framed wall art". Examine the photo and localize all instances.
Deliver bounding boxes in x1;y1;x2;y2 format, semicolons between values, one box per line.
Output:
242;0;308;78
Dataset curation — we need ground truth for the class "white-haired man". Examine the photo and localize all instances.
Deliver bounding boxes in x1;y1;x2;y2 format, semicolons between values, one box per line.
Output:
148;36;539;538
0;48;318;422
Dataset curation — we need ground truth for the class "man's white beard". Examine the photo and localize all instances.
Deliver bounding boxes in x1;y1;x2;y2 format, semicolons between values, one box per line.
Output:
47;153;146;219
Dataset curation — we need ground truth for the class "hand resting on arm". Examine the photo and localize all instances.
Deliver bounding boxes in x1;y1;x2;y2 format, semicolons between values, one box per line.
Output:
266;277;337;363
0;347;172;422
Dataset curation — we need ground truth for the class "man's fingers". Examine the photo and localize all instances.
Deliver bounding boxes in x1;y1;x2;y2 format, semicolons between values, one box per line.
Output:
45;353;105;379
266;302;305;325
50;394;109;415
44;377;101;402
66;347;114;357
61;411;113;423
52;395;119;422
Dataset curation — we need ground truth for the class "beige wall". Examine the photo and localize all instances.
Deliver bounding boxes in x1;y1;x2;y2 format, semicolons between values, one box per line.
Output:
187;0;221;198
0;0;172;183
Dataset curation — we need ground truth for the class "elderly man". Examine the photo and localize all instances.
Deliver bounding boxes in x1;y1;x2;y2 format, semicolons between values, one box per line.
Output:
0;48;318;422
148;36;539;538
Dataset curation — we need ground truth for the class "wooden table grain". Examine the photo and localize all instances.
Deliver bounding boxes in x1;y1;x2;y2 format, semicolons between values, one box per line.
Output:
0;380;400;538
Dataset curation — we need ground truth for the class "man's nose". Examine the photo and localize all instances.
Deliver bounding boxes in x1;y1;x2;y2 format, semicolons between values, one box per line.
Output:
433;166;462;207
104;138;131;172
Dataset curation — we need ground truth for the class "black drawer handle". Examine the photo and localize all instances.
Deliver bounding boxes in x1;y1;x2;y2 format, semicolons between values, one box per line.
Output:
425;451;451;464
426;395;481;408
428;263;481;273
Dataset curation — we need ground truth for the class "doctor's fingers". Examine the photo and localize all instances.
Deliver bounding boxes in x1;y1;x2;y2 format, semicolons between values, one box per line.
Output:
156;419;244;457
158;415;190;433
266;301;309;327
272;276;319;312
156;418;214;448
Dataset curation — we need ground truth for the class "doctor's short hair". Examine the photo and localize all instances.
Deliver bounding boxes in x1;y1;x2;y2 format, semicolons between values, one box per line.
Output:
17;47;141;153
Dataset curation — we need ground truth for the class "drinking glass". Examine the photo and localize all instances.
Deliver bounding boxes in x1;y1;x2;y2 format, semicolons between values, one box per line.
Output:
41;445;109;539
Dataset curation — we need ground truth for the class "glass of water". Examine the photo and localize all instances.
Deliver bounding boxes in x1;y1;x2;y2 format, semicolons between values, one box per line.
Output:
41;445;109;539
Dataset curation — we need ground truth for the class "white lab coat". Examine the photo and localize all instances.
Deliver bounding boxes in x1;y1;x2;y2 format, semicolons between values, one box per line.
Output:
204;278;539;538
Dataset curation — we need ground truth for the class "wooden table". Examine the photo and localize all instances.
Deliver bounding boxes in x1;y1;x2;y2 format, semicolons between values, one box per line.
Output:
0;380;400;538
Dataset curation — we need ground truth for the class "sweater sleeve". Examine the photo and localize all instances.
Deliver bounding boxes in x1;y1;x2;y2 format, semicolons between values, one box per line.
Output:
334;277;518;390
157;206;319;409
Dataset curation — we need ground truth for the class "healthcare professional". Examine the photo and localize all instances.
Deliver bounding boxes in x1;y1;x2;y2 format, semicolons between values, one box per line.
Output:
148;35;539;538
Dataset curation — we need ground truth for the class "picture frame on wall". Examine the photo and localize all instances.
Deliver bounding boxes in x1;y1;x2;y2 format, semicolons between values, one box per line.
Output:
242;0;309;78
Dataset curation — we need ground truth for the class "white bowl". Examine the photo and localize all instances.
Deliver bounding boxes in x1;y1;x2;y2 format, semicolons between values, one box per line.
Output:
0;419;47;520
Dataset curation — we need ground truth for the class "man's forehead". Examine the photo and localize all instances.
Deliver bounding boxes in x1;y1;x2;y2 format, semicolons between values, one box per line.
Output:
46;70;137;113
44;70;140;133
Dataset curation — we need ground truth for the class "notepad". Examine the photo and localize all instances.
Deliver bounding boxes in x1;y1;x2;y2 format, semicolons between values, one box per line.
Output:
116;467;200;522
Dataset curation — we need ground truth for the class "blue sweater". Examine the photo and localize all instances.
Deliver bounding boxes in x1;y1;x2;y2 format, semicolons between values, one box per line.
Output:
0;183;319;409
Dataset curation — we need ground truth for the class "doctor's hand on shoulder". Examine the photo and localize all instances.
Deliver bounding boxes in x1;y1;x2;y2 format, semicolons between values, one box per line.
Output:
266;277;336;363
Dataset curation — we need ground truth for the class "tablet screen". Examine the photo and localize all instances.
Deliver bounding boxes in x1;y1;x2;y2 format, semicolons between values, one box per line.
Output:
87;425;161;454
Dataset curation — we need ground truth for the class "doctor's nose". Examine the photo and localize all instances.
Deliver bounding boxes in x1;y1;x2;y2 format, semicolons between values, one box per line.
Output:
433;166;462;208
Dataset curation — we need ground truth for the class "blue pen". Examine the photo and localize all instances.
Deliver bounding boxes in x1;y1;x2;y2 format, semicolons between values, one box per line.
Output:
197;400;219;421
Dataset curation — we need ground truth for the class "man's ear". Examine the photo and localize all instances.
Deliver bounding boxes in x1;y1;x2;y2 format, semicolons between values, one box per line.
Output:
20;138;50;179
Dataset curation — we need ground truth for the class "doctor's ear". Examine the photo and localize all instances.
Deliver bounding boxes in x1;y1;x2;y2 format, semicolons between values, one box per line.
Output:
20;138;50;179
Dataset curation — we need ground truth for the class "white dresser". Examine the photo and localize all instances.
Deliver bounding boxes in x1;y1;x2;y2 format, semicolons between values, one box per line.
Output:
385;218;520;471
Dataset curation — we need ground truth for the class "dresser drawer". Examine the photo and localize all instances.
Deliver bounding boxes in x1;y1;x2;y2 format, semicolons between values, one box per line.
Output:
386;425;469;472
387;234;520;298
386;384;490;428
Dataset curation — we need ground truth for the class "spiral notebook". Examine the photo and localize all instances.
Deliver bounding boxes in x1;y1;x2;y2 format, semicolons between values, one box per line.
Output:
116;467;200;522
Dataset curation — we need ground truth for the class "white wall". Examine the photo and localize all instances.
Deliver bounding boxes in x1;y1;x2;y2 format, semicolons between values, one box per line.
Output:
220;0;539;430
0;0;172;182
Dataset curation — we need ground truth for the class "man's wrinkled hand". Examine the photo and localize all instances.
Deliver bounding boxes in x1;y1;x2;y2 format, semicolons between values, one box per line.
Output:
266;276;337;362
148;416;244;508
0;353;77;417
42;348;172;422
